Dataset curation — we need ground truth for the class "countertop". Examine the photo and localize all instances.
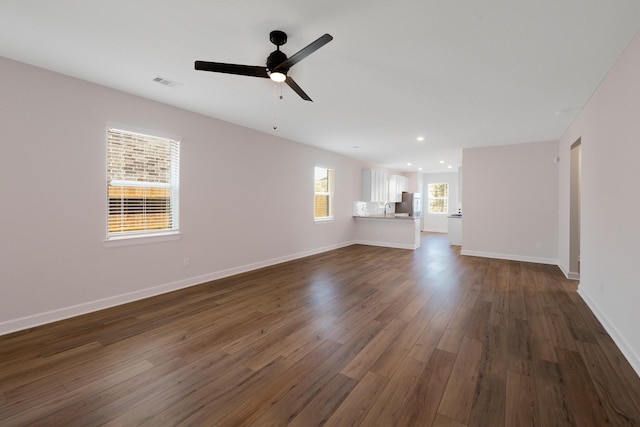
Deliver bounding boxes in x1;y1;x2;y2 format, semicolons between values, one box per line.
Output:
353;214;419;220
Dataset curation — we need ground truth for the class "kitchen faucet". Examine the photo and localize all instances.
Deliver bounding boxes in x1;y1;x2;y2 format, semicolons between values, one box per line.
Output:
384;202;392;215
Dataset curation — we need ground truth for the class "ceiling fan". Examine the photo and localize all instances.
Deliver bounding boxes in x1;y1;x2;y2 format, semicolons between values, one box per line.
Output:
195;30;333;102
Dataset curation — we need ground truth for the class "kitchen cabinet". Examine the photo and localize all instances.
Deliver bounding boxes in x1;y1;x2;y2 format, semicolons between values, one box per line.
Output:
388;175;409;202
362;168;388;202
447;216;462;245
399;176;408;193
353;215;421;249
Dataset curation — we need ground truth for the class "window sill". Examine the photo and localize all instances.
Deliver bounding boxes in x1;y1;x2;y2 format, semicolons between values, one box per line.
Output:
104;231;181;248
314;217;334;223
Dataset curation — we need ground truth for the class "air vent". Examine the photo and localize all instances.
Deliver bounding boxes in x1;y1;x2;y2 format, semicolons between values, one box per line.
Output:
152;76;181;88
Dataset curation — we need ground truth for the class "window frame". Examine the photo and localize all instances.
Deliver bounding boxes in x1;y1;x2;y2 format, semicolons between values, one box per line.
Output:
427;182;449;215
314;166;335;221
105;126;181;245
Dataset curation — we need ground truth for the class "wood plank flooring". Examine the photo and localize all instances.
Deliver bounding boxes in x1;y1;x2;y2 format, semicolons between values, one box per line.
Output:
1;233;640;426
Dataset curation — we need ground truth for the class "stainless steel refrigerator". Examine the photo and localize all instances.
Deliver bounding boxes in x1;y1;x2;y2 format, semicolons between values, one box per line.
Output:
395;192;422;217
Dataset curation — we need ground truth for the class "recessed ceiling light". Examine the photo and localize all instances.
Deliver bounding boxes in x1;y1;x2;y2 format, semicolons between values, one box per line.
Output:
439;160;445;164
416;136;425;141
418;167;423;171
407;162;412;166
448;165;452;169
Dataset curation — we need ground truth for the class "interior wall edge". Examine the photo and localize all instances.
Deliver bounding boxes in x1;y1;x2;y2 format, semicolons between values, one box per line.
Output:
578;285;640;377
0;240;356;337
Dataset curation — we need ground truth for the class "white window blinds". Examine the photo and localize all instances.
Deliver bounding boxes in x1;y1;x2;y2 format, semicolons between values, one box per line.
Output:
107;128;180;238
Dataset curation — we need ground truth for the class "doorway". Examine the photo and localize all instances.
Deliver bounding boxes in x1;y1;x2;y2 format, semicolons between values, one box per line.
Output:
569;138;581;279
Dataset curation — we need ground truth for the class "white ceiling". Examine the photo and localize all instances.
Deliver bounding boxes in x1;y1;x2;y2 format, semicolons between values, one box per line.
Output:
2;1;639;173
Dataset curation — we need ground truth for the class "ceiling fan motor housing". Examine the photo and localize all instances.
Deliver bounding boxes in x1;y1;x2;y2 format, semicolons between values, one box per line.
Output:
267;49;289;73
269;30;287;47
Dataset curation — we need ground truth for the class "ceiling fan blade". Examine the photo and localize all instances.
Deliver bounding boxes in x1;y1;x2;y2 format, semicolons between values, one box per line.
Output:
285;77;312;102
194;61;269;78
274;34;333;70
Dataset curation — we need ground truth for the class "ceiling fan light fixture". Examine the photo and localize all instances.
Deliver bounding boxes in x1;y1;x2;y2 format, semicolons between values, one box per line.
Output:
269;71;287;82
195;31;333;102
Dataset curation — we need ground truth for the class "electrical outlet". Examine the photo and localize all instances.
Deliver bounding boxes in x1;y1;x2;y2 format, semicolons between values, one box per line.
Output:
183;258;190;268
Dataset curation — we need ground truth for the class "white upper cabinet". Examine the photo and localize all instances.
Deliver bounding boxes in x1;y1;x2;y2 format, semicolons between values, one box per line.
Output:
388;175;399;202
362;168;388;202
388;174;409;202
399;175;409;194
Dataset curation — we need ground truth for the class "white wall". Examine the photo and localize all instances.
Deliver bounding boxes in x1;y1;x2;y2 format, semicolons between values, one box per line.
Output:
405;172;421;194
0;57;366;335
423;172;459;233
558;32;640;375
461;140;559;264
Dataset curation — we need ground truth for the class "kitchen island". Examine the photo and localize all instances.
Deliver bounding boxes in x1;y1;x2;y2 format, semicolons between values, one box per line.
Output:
353;214;421;250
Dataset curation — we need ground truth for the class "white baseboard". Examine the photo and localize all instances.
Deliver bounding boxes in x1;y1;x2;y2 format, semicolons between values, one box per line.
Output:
557;263;580;280
424;228;447;233
0;241;356;336
460;249;558;265
354;239;418;250
558;263;569;277
578;286;640;377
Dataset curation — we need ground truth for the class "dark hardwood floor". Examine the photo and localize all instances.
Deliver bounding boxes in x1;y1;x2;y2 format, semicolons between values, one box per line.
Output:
1;233;639;426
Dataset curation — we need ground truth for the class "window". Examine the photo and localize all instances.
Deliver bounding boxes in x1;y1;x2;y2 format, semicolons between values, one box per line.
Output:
428;183;449;214
314;166;334;220
107;128;180;239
